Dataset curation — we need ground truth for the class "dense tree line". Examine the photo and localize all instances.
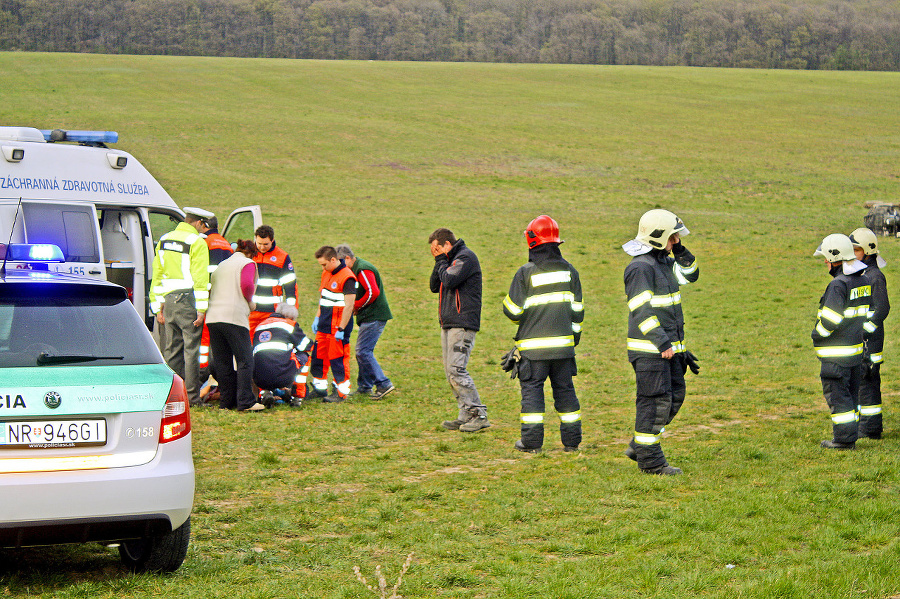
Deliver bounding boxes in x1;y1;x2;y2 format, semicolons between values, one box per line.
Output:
2;0;899;70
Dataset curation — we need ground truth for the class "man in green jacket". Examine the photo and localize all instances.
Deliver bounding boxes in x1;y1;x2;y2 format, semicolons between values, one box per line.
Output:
150;207;211;406
336;244;394;399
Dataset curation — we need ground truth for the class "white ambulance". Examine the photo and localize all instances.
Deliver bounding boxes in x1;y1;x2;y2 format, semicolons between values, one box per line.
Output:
0;126;261;329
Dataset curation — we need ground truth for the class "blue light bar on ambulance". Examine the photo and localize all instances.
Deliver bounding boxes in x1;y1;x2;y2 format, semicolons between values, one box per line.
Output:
4;243;65;262
39;130;119;144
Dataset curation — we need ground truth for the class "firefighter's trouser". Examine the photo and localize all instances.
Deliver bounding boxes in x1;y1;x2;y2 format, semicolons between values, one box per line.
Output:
162;290;203;406
858;360;882;438
518;357;581;450
820;360;862;445
311;332;351;398
441;328;487;419
629;354;686;470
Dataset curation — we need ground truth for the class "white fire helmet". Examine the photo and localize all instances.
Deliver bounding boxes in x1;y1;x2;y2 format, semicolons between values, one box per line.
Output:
849;227;879;255
813;234;855;262
636;209;689;250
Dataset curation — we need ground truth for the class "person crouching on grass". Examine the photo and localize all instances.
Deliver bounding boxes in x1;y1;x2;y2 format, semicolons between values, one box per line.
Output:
812;234;871;450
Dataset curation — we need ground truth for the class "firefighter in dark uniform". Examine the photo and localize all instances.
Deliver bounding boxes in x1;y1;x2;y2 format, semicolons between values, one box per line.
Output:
813;233;871;449
850;227;890;439
503;215;584;453
623;209;699;475
252;303;312;408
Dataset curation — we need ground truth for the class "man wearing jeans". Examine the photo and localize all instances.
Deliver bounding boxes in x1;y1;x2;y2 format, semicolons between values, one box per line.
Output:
335;244;395;400
429;228;490;433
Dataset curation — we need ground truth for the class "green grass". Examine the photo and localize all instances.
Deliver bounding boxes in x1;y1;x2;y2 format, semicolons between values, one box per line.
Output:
2;52;900;597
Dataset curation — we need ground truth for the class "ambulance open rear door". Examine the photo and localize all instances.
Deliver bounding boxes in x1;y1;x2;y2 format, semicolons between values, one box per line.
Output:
221;206;262;244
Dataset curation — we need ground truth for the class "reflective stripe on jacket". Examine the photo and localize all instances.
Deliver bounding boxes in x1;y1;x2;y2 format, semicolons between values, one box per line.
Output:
150;221;210;314
861;258;890;358
503;243;583;360
317;261;357;334
812;266;869;366
624;246;698;361
252;314;311;382
253;242;297;307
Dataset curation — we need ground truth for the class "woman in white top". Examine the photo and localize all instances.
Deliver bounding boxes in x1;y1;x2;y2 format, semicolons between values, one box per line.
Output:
206;239;260;411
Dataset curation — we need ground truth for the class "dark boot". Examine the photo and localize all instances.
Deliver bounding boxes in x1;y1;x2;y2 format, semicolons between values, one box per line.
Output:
821;439;855;450
642;464;682;475
514;439;541;453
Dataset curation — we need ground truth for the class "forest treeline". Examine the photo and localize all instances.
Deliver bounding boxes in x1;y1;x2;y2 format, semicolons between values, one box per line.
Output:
2;0;900;70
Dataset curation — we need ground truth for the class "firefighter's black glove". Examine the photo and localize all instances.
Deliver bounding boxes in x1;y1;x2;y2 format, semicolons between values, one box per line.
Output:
500;347;520;379
671;241;685;255
685;351;700;374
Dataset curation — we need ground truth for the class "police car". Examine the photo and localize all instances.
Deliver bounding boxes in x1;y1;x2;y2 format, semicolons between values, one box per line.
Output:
0;244;194;572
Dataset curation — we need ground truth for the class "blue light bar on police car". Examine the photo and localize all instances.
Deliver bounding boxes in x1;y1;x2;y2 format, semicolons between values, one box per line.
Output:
5;244;65;262
39;130;119;144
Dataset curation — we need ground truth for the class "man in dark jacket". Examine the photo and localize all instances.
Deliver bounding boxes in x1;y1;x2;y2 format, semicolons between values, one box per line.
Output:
813;233;870;449
503;216;583;453
623;209;700;475
429;228;490;433
850;227;890;440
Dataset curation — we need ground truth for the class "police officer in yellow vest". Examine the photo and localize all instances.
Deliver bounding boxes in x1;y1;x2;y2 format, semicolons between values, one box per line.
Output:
151;207;211;406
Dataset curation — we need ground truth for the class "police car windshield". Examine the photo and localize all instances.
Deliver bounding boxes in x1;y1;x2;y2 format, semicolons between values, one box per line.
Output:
0;295;163;368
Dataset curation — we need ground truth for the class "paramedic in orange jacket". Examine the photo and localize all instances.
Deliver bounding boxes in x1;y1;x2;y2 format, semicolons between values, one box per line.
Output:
310;245;357;403
249;225;298;337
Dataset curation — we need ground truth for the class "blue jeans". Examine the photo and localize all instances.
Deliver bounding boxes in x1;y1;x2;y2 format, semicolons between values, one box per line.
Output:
355;320;391;391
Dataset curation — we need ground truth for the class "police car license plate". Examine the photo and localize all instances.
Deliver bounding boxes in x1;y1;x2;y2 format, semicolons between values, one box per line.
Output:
0;419;107;449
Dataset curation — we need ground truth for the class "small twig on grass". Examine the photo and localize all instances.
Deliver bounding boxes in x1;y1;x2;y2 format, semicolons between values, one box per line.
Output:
353;552;414;599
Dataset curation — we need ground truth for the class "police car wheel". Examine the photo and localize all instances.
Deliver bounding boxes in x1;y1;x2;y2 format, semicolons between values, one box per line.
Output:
119;517;191;573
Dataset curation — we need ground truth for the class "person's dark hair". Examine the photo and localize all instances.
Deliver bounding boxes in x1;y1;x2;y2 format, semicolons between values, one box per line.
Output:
315;245;337;260
204;216;218;230
255;225;275;240
236;239;258;259
428;228;456;246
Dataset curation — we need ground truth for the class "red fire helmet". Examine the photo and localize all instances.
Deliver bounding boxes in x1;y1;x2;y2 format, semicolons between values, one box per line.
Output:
525;215;561;248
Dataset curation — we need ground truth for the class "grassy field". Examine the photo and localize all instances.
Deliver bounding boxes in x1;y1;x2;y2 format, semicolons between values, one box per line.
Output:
2;52;900;598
